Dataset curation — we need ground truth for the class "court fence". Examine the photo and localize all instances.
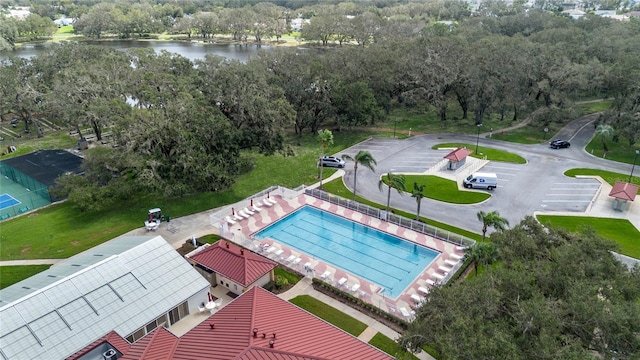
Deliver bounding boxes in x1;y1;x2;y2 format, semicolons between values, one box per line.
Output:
304;188;476;247
0;161;52;219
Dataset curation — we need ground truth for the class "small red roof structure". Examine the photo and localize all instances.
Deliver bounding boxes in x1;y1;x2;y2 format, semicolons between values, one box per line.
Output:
609;181;638;202
66;331;131;360
444;147;473;162
189;241;276;286
120;327;179;360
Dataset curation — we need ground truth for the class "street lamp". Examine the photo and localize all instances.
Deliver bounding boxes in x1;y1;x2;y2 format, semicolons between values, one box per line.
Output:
630;149;640;183
475;123;483;155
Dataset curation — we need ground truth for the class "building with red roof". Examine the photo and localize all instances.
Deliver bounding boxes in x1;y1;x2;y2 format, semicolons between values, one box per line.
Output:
609;181;639;211
69;287;393;360
187;241;277;295
444;147;473;170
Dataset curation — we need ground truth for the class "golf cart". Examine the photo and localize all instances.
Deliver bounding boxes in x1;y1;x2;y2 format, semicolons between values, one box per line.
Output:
148;208;163;222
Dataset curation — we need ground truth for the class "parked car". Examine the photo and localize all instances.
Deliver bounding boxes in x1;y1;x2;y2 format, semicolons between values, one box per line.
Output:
319;156;346;168
550;140;570;149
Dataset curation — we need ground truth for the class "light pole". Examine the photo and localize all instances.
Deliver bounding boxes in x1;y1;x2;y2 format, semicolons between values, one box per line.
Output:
630;149;640;183
475;123;483;155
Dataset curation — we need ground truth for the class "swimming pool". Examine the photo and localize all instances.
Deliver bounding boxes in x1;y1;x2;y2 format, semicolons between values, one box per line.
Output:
254;206;438;298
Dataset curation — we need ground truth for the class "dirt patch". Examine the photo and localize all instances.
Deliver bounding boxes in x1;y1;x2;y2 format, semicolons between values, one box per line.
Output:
28;212;39;217
20;246;31;254
71;241;80;246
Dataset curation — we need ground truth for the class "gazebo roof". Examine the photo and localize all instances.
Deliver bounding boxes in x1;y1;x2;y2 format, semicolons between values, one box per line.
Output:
608;181;639;201
444;148;473;162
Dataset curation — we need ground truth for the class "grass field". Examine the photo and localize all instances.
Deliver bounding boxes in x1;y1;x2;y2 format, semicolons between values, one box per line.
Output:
392;175;491;204
536;215;640;258
432;143;527;163
368;332;419;360
0;265;51;289
585;136;640;165
289;295;367;336
578;100;611;115
564;168;640;192
489;124;554;144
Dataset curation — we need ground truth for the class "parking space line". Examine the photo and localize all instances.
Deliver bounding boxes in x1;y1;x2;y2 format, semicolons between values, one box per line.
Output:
541;200;592;203
545;194;594;196
484;166;521;171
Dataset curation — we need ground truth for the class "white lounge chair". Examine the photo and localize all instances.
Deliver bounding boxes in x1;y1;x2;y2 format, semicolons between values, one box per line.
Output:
425;279;436;286
439;265;453;273
233;213;244;221
251;204;262;212
418;286;430;295
450;253;463;260
275;249;284;257
456;246;467;251
400;307;411;317
259;199;272;207
411;294;423;302
264;197;277;205
337;277;347;287
351;283;360;292
266;246;276;254
292;257;302;266
285;255;296;263
243;207;255;215
445;259;458;266
238;210;251;219
320;270;331;279
432;272;445;280
225;216;236;225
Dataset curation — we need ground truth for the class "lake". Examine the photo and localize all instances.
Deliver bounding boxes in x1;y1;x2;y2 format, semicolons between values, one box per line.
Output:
1;40;272;63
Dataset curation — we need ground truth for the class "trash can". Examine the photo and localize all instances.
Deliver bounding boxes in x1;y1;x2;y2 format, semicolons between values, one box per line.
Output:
166;215;170;222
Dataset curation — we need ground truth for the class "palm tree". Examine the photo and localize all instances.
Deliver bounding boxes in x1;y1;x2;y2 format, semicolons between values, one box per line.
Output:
342;151;377;200
378;172;406;220
463;242;497;276
411;182;425;220
317;129;333;189
476;210;509;241
595;124;614;152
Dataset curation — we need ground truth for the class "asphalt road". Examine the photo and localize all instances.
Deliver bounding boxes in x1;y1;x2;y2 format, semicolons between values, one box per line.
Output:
336;115;635;235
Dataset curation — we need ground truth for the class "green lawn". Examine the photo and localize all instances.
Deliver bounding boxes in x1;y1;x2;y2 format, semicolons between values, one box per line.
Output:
578;100;611;115
564;168;640;192
368;332;419;360
322;178;482;241
585;136;640;165
536;215;640;258
274;267;302;286
395;175;490;204
0;131;372;261
289;295;367;336
432;143;527;164
0;265;51;289
490;125;555;144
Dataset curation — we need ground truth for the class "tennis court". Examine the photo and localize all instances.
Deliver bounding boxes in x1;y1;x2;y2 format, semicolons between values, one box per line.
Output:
0;194;21;209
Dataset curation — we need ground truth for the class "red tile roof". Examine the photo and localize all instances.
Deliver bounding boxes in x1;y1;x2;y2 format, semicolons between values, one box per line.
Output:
609;181;638;201
444;147;472;162
120;327;179;360
130;287;393;360
66;331;131;360
190;241;276;286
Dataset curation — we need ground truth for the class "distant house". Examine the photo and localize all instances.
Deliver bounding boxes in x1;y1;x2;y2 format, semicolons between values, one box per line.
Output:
54;17;75;26
186;241;276;295
68;287;394;360
0;235;210;359
563;9;586;19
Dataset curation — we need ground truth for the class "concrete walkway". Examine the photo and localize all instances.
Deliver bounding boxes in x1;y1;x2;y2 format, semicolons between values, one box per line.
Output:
0;258;65;266
279;277;435;360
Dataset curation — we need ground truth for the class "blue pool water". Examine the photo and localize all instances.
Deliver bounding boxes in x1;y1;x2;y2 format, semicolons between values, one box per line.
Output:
254;206;439;298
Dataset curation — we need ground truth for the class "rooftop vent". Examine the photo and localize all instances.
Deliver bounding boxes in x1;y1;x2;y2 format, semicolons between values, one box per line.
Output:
253;328;258;337
226;242;229;249
103;348;116;360
269;339;275;348
240;249;244;255
209;322;215;330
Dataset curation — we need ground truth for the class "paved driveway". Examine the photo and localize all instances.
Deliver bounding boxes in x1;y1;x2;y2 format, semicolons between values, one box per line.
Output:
338;116;637;235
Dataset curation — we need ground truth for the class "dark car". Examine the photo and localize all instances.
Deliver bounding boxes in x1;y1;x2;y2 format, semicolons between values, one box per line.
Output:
550;140;570;149
319;156;346;168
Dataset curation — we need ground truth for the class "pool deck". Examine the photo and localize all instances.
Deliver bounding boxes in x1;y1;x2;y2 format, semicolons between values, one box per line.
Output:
227;192;465;320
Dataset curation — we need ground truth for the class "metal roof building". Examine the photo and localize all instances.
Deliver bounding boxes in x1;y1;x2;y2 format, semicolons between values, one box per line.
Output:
0;235;210;360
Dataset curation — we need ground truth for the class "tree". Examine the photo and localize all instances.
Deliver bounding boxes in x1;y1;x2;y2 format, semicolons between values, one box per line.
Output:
399;217;640;359
317;129;333;189
595;124;614;152
341;150;376;200
477;210;509;241
378;172;406;219
463;242;496;276
411;182;425;220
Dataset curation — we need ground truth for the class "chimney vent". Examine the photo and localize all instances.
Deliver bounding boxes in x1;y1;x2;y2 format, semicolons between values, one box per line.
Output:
253;328;258;337
209;322;215;330
272;333;276;339
262;333;266;338
226;242;229;248
269;339;275;348
241;249;244;255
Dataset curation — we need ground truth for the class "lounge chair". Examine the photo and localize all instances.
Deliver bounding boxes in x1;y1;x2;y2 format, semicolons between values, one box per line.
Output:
320;270;331;279
233;213;244;221
418;286;430;295
399;307;411;317
251;203;262;212
264;197;277;205
266;246;276;254
225;216;237;225
450;253;463;260
337;277;347;287
456;245;467;251
285;255;296;263
259;199;272;207
275;249;284;258
438;265;453;273
445;259;458;266
238;210;251;219
292;257;302;266
351;283;360;292
411;294;423;303
243;207;255;215
425;279;436;286
432;272;445;280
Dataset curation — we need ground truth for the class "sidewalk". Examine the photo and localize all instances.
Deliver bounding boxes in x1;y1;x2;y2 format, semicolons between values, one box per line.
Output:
279;277;435;360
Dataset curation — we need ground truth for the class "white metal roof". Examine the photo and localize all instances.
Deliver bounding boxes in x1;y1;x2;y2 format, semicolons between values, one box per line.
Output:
0;235;209;360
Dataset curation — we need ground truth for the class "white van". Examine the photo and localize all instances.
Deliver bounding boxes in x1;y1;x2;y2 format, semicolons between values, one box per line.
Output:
463;172;498;190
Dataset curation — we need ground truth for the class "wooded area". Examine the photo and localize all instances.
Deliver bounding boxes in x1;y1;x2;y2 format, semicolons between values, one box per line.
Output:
1;3;639;211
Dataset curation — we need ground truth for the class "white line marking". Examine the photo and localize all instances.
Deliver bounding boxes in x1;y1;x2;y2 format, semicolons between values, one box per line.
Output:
541;200;592;203
545;194;594;196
